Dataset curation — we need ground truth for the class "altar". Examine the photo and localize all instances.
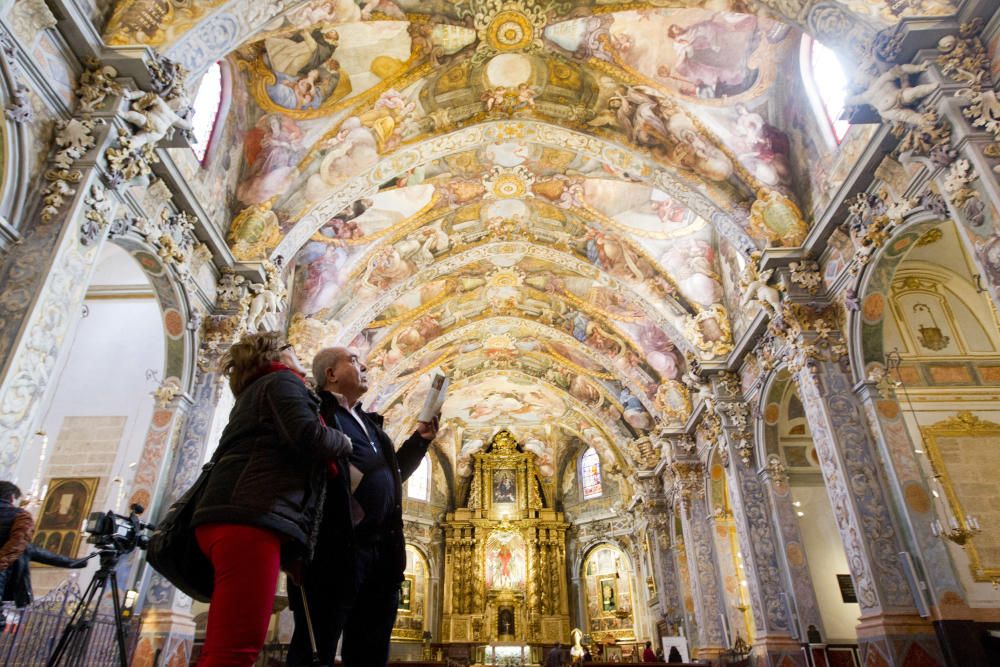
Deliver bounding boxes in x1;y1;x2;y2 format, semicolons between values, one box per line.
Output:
439;430;571;647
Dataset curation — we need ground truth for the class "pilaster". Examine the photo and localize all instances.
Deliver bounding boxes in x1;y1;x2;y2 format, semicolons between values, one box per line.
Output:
713;373;806;667
773;305;944;667
759;456;825;642
671;461;727;659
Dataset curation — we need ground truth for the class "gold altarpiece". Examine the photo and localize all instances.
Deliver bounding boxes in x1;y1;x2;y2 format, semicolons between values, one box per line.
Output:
440;430;571;646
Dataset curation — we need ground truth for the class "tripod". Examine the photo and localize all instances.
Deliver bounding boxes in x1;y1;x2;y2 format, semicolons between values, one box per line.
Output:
46;548;129;667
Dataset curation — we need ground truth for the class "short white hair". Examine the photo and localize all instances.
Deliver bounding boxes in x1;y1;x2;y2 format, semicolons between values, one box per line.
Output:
312;347;348;390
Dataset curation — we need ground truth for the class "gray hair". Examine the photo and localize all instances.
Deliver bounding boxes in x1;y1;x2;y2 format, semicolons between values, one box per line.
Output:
312;346;347;390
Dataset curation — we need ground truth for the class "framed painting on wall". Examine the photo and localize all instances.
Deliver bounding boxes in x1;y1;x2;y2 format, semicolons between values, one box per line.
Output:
492;469;516;504
398;576;413;612
599;577;618;613
32;477;99;559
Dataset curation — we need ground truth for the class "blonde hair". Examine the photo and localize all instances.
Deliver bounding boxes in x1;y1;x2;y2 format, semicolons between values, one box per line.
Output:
220;332;284;396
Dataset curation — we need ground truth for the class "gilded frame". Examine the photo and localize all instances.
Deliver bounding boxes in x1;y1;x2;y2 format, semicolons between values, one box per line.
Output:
33;477;99;560
922;411;1000;581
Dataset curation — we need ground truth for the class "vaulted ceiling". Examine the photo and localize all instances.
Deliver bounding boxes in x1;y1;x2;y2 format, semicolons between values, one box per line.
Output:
100;0;955;483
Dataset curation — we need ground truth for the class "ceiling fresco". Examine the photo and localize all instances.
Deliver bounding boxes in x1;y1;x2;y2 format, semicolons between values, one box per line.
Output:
98;0;956;480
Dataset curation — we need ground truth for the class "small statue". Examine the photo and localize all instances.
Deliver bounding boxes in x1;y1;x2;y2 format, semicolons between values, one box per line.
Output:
121;89;194;152
741;266;782;315
570;628;585;664
247;283;284;332
845;62;939;128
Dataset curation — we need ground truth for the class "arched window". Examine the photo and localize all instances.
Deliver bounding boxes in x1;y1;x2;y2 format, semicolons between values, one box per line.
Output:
580;447;603;500
190;62;224;164
407;456;430;501
800;36;850;146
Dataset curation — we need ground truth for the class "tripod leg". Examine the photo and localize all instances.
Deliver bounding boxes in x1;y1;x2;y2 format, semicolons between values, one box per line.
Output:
46;573;105;667
109;572;129;667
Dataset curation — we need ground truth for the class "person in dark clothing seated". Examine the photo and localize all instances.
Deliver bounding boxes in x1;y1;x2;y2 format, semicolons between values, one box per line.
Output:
544;643;563;667
286;347;438;667
668;646;684;663
643;640;657;662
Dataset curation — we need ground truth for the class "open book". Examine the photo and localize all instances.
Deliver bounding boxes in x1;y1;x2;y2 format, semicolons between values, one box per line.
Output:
418;372;449;422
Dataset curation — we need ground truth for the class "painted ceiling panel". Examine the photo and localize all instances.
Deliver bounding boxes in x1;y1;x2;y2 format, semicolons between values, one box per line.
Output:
98;0;945;473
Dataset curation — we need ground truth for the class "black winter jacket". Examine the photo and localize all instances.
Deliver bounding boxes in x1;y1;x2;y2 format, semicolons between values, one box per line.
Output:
312;391;430;586
190;370;352;555
2;545;84;608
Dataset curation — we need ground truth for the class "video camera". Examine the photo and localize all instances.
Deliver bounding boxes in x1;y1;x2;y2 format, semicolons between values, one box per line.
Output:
84;503;154;555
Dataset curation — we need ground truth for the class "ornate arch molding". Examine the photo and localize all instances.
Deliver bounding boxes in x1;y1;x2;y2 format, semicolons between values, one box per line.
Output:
846;210;946;383
106;232;200;395
754;364;795;467
574;538;638;584
0;35;31;253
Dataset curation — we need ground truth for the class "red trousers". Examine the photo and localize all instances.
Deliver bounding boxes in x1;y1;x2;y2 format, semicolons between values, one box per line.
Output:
196;524;282;666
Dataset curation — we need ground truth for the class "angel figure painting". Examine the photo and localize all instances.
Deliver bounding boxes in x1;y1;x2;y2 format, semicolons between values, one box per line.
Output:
485;531;526;590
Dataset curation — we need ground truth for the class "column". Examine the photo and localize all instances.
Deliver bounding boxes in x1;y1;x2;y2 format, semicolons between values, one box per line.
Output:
672;461;727;660
133;362;228;667
0;68;124;478
777;304;944;667
714;380;806;667
759;456;825;642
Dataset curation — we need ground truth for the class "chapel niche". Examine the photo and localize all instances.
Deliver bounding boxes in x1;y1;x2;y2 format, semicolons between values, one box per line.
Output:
440;429;570;649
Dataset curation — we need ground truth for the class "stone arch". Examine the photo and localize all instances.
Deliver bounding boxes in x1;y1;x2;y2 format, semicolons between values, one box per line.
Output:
0;50;31;251
106;233;199;394
848;210;945;383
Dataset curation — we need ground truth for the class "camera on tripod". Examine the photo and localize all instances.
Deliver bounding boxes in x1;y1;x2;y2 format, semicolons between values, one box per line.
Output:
47;504;155;667
83;503;153;554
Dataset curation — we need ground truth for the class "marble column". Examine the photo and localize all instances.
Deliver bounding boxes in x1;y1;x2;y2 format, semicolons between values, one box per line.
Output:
673;461;727;660
786;316;944;667
855;383;962;609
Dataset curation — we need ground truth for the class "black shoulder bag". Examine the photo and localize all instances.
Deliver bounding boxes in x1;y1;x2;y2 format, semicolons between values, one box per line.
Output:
145;460;218;602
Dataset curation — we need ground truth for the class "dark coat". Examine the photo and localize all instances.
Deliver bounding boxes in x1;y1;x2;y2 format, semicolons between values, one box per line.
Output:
2;545;82;608
191;370;352;555
312;391;431;586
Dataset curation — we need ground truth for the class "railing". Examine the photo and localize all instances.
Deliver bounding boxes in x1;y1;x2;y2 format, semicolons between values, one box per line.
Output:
0;579;141;666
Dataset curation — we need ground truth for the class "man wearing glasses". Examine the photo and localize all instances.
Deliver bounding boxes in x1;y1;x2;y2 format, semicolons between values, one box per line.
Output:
286;347;439;666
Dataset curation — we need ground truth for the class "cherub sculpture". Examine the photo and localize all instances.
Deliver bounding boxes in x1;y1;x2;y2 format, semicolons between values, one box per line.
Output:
845;62;939;128
121;90;194;152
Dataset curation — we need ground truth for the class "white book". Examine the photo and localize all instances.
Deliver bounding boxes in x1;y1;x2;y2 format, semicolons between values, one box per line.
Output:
418;372;449;422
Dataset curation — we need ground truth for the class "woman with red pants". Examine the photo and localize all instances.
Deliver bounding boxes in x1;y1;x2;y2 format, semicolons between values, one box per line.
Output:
190;332;352;666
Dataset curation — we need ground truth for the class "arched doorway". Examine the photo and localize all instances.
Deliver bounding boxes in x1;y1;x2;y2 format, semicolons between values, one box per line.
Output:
18;242;166;595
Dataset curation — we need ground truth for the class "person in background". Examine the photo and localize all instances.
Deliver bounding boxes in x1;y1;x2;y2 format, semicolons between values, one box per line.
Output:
3;543;89;608
544;643;563;667
668;645;684;663
286;346;438;667
643;640;658;662
191;333;353;666
0;482;33;596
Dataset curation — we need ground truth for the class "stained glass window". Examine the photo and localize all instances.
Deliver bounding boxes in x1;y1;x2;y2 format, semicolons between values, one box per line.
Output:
801;37;850;145
190;62;223;163
580;447;603;500
407;456;430;501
